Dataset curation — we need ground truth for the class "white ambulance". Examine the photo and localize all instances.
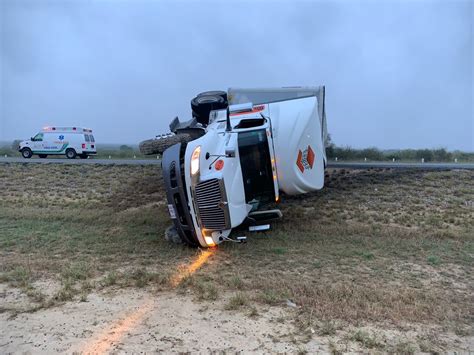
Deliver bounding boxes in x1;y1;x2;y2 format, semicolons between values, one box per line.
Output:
19;127;97;159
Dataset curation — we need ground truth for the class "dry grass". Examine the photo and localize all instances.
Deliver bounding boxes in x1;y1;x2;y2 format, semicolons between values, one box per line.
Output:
0;163;473;351
0;164;196;309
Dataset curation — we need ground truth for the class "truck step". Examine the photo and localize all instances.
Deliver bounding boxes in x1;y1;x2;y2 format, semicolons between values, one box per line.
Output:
248;209;282;223
249;224;270;232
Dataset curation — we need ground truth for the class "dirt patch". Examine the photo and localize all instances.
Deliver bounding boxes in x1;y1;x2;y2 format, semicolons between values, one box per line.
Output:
1;288;472;353
0;289;326;353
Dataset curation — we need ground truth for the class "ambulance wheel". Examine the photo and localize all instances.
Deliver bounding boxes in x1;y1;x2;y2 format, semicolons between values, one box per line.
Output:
21;148;33;159
79;154;88;159
65;148;77;159
38;154;47;158
164;225;183;244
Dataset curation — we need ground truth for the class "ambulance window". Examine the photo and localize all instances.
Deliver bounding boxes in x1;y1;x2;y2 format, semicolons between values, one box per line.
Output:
89;134;95;142
84;134;90;142
32;133;43;141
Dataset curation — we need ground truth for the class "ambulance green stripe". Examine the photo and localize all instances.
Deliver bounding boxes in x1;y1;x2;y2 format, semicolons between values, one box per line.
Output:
32;143;69;153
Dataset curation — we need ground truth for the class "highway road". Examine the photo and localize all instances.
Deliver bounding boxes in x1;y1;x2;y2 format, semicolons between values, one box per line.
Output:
0;157;161;165
1;156;473;170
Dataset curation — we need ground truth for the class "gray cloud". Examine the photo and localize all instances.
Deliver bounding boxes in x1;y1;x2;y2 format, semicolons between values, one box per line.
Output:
0;0;472;150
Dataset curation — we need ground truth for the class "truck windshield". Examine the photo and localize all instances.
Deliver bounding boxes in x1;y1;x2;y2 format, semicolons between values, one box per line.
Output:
238;129;275;207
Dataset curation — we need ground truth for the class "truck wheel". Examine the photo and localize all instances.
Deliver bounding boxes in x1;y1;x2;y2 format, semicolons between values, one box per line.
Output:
21;148;33;159
191;94;227;126
79;154;88;159
164;225;183;244
65;148;77;159
38;154;47;158
197;90;228;102
139;133;192;155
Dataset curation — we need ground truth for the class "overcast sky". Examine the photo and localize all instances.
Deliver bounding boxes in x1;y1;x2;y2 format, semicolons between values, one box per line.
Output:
0;0;472;150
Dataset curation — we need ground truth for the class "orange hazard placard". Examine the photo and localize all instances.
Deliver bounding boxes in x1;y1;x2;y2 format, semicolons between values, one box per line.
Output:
296;145;315;173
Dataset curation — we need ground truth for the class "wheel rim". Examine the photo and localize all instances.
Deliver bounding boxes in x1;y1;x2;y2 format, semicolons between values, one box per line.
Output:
197;96;219;104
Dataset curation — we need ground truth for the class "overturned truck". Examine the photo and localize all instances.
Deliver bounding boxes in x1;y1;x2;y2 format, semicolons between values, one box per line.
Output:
140;87;328;247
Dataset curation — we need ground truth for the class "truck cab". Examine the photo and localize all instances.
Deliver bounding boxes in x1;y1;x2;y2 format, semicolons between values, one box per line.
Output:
162;87;327;247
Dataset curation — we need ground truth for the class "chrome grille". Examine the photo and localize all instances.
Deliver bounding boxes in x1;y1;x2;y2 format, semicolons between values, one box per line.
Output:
194;179;229;230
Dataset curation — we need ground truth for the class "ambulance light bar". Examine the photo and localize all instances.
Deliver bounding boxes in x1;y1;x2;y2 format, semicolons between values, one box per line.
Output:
42;127;93;133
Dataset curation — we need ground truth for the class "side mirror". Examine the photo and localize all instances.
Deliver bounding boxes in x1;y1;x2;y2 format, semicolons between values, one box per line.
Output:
30;137;34;141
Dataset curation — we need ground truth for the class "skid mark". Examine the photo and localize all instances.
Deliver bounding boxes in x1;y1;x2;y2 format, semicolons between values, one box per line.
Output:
170;249;214;287
81;249;214;353
82;299;154;354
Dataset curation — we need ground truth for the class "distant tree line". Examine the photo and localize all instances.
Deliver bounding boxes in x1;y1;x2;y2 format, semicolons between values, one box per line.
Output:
325;135;474;162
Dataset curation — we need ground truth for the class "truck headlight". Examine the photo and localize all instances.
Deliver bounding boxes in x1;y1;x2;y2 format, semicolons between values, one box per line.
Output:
190;146;201;175
204;236;215;247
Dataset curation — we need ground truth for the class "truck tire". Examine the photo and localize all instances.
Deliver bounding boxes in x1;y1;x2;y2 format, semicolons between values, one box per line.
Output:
197;90;228;102
38;154;47;158
164;225;183;244
139;133;192;155
65;148;77;159
191;94;227;126
21;148;33;159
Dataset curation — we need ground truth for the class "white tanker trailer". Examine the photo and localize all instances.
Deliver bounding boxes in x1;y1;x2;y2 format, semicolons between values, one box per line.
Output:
140;87;328;247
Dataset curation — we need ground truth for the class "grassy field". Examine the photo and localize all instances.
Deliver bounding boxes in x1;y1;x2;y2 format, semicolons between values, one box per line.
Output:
0;163;472;352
